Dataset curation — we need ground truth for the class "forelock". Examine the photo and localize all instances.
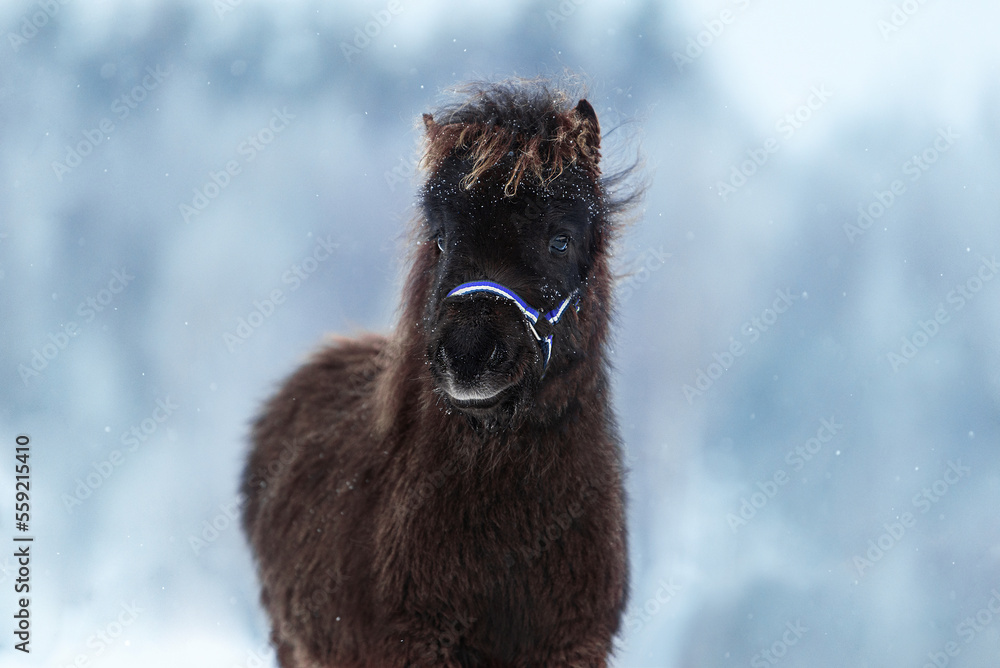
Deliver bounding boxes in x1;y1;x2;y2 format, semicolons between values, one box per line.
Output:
420;79;601;197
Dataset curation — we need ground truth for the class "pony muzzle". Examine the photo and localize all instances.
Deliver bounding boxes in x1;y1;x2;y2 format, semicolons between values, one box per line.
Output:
434;318;514;408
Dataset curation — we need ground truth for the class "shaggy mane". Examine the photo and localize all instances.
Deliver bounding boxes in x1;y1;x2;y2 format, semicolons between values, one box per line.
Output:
420;79;602;196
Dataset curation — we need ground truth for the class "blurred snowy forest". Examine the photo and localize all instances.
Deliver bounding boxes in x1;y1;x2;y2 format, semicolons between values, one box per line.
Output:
1;0;999;666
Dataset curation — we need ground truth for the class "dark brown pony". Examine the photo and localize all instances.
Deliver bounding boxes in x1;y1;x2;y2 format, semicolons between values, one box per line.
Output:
242;79;640;667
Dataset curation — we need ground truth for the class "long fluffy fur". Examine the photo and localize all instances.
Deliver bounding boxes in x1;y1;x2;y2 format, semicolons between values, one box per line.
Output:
242;78;641;667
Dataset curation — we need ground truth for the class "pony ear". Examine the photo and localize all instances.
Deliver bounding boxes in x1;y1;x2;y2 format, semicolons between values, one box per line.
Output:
422;113;437;133
574;99;600;149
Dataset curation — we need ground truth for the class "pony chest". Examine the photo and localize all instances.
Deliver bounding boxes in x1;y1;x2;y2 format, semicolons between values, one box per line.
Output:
392;471;595;590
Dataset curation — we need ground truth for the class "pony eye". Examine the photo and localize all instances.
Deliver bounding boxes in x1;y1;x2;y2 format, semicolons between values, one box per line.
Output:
436;233;445;253
549;234;570;255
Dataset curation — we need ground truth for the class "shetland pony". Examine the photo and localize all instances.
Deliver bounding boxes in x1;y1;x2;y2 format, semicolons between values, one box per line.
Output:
243;79;640;667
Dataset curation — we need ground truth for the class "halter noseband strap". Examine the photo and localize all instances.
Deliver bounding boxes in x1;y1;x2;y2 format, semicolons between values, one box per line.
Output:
445;280;579;369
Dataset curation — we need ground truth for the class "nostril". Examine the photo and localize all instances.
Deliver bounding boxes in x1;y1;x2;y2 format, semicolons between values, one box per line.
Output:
487;342;507;370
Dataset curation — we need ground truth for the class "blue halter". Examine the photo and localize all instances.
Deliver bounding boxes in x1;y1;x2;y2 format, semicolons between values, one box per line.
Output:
445;280;579;368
